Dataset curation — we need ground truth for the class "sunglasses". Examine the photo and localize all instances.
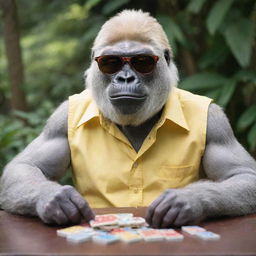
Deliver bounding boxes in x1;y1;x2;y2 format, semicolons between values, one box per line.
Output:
94;55;159;75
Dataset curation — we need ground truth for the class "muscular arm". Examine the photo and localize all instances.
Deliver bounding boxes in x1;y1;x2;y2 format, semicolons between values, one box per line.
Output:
146;103;256;227
0;101;70;215
186;103;256;217
0;101;94;224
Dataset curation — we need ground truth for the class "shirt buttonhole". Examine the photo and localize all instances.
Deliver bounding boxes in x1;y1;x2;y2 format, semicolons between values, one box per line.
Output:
133;162;138;168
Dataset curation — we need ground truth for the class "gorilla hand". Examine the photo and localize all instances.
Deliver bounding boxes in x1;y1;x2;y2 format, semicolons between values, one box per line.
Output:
146;189;204;228
36;185;95;225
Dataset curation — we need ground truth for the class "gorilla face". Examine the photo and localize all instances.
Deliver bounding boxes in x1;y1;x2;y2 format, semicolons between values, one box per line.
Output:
87;40;178;126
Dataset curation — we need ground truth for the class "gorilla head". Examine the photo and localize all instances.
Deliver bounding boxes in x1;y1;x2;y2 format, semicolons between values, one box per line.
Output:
86;10;179;126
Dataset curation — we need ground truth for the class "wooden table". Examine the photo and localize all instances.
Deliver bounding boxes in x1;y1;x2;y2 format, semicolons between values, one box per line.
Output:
0;208;256;256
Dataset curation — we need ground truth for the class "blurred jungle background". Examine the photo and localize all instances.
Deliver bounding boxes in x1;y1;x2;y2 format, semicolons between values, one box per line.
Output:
0;0;255;184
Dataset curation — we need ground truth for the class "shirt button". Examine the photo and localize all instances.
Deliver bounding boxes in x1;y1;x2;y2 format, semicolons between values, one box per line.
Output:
134;188;139;193
133;162;138;168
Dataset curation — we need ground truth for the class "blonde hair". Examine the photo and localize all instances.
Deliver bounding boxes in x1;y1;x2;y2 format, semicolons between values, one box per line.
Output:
92;9;171;52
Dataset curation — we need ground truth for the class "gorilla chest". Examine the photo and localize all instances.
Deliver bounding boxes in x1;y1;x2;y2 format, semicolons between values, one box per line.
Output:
69;121;203;208
117;125;153;152
117;110;163;152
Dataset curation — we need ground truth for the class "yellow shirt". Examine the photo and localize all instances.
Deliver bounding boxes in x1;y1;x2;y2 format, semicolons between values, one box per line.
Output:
68;88;212;208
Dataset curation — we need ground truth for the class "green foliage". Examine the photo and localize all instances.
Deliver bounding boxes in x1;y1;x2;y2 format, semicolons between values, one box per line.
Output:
206;0;234;35
165;0;256;153
102;0;131;15
223;17;255;67
186;0;207;14
237;104;256;150
0;0;255;182
179;72;239;108
157;15;186;54
0;101;54;169
237;105;256;132
0;0;131;179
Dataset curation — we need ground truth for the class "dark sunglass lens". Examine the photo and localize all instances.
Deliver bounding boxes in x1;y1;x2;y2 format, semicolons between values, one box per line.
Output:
98;56;122;74
132;55;156;73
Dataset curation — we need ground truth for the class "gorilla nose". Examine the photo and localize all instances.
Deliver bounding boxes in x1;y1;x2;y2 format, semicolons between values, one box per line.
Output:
116;74;136;84
114;66;139;85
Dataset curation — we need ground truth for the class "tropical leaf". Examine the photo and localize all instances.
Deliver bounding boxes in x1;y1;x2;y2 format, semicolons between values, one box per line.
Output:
81;19;104;44
203;88;221;100
206;0;234;35
179;72;227;91
168;19;185;44
158;15;186;54
102;0;130;15
217;79;237;107
84;0;102;12
0;129;19;148
237;104;256;132
199;38;229;69
158;15;176;53
186;0;207;14
235;70;256;83
223;18;255;67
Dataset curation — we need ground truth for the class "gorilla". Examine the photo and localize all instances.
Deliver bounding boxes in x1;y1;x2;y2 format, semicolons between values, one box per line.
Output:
0;10;256;228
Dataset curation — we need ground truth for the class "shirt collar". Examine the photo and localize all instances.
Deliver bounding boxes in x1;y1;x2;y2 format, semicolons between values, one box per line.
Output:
76;88;189;131
160;88;190;131
76;99;100;128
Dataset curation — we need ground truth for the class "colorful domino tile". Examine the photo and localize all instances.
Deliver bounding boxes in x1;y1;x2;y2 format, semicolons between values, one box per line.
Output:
110;228;127;234
67;232;93;243
194;231;221;240
57;225;92;237
181;225;206;235
90;214;119;228
160;229;184;241
92;232;120;244
115;213;134;219
130;217;146;226
118;216;146;227
123;227;140;233
118;231;143;243
58;214;221;245
139;229;164;242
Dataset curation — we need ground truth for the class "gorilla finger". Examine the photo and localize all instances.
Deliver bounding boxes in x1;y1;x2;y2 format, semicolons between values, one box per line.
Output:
51;207;69;225
146;190;169;225
42;201;59;219
40;214;54;225
151;197;174;228
173;207;193;227
69;190;95;222
59;199;82;224
161;208;179;228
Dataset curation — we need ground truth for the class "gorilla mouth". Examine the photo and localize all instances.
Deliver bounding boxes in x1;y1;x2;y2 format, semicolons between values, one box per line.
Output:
109;93;147;101
109;93;147;114
109;93;146;114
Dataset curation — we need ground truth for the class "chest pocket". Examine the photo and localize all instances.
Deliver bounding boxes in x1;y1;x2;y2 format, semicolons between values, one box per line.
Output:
157;165;198;188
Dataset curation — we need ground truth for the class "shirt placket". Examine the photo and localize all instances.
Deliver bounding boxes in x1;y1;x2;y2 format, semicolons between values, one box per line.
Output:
129;159;143;207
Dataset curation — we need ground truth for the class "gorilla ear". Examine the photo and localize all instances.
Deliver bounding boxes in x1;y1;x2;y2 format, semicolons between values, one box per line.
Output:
164;49;171;66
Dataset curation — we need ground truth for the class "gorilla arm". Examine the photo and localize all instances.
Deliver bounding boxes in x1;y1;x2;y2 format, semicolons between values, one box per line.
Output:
0;101;94;224
146;103;256;228
193;103;256;216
